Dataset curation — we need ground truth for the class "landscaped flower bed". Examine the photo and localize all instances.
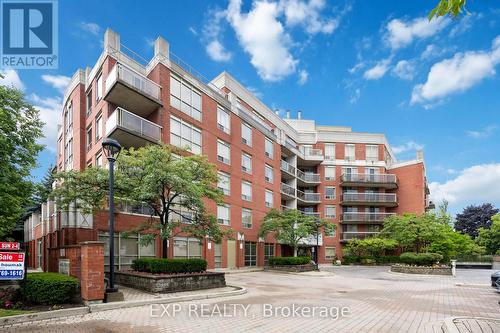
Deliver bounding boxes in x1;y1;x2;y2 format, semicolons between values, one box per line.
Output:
390;264;452;275
265;256;318;272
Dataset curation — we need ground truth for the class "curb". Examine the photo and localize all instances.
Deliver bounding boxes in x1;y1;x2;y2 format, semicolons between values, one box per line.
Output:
454;282;490;288
0;285;246;326
441;316;500;333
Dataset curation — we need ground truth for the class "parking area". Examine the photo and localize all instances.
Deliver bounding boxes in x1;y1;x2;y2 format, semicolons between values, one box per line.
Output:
2;266;499;333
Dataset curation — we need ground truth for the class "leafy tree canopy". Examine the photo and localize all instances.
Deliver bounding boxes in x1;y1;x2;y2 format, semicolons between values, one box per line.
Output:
429;0;467;20
476;215;500;255
344;238;398;257
455;203;499;238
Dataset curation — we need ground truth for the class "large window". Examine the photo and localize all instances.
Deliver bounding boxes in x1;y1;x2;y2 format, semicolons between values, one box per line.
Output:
95;114;102;141
325;144;335;160
217;107;230;134
265;190;273;208
345;144;355;161
241;123;252;146
325;166;336;180
242;208;252;229
325;205;336;219
241;181;252;201
217;205;230;225
96;74;103;101
170;116;202;154
86;90;92;116
366;145;378;162
265;164;273;183
244;242;257;266
86;127;92;151
170;75;202;121
173;237;202;259
217;140;231;164
265;138;273;158
218;172;230;195
99;232;156;272
325;186;336;200
325;247;336;260
241;153;252;174
264;244;275;264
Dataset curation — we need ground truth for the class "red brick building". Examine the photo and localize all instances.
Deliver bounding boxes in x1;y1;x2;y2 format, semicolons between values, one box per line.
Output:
24;29;430;271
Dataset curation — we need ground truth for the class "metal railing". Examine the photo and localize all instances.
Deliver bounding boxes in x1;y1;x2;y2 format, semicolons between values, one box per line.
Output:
341;232;380;241
341;193;397;203
341;173;397;184
300;147;323;157
106;107;162;142
280;183;296;197
296;169;320;183
237;105;273;132
297;190;320;202
106;63;161;101
301;211;320;218
342;212;396;222
280;160;296;175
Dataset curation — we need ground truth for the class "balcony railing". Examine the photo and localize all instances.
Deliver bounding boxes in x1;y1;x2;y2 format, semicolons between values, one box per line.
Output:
341;193;397;203
106;107;162;142
280;183;296;197
296;170;320;183
280;160;296;175
297;190;320;203
300;147;324;157
106;63;161;101
341;173;397;184
301;211;320;218
341;232;380;241
342;212;396;222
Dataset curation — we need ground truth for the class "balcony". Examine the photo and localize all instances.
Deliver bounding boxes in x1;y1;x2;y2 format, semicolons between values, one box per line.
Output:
341;212;396;224
105;107;162;148
341;232;380;242
301;211;320;219
297;190;321;205
104;63;162;117
280;160;296;179
297;147;324;166
280;183;296;200
296;170;320;186
340;173;398;189
340;193;398;207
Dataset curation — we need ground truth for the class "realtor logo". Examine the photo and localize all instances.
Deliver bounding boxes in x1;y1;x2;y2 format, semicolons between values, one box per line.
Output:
1;0;58;69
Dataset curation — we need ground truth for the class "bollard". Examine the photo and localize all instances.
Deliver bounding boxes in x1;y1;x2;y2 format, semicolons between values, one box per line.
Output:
451;260;457;277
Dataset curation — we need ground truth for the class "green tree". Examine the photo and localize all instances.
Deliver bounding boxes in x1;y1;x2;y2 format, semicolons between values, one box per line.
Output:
51;144;232;258
0;79;44;239
344;238;398;257
476;215;500;254
258;209;335;257
429;0;467;20
454;203;498;239
32;166;55;206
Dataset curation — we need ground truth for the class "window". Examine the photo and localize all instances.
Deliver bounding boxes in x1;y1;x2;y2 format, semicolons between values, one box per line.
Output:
214;243;222;268
325;186;336;200
218;172;230;195
325;205;336;218
345;144;355;161
170;75;202;121
99;232;156;271
325;166;335;180
96;152;103;168
242;208;252;229
86;90;92;116
217;140;230;164
265;190;273;208
96;74;103;101
241;181;252;201
217;205;230;225
244;242;257;266
95;114;102;141
173;237;201;259
170;116;202;154
264;244;275;264
265;164;274;183
366;145;378;162
325;247;336;260
115;198;154;216
366;224;380;232
265;138;273;158
241;123;252;146
325;144;335;160
241;153;252;173
86;127;92;151
217;107;230;134
342;167;358;181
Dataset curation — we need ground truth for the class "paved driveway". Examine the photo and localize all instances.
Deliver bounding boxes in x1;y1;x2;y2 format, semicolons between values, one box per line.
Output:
3;267;499;333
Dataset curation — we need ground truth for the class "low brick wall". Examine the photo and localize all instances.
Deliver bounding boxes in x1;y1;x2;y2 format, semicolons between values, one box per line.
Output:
115;271;226;293
265;263;318;273
391;265;452;275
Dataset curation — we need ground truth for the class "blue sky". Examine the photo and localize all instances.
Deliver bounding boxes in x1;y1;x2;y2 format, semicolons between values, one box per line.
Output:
1;0;499;215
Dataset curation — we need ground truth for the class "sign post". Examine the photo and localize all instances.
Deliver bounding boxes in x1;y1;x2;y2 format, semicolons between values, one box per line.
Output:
0;252;25;280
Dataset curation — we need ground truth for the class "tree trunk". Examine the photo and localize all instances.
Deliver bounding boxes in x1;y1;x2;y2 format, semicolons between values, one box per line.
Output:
162;238;168;258
293;246;298;257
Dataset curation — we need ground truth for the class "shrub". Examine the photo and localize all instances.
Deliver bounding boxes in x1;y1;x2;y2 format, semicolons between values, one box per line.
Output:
399;252;443;266
131;258;207;274
19;273;78;305
374;256;400;265
360;258;376;265
341;255;360;265
268;256;311;266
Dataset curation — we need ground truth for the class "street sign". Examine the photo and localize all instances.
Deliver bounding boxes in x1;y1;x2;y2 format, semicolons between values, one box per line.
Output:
0;242;20;250
0;252;25;280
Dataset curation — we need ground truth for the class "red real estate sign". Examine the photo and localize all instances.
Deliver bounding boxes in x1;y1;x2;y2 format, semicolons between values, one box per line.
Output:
0;251;25;280
0;242;20;250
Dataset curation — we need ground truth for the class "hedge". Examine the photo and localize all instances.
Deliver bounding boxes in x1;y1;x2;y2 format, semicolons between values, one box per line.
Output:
268;256;311;266
131;258;207;274
19;273;78;305
342;255;401;265
399;252;443;266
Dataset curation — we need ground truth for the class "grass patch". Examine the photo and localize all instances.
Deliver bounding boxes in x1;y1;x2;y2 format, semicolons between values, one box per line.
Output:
0;309;34;317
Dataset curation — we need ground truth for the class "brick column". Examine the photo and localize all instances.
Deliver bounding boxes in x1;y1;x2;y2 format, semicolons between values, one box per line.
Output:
79;241;105;303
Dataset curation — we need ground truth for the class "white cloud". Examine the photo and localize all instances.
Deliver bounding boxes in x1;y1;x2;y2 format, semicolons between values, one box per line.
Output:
392;60;416;80
392;140;424;155
420;44;452;60
384;16;449;50
0;69;24;90
41;75;71;94
411;35;500;104
79;22;101;36
429;163;500;206
349;88;360;104
30;94;62;152
227;0;298;81
206;40;232;62
348;61;365;74
282;0;346;35
189;27;198;36
363;58;391;80
297;69;308;85
466;125;497;138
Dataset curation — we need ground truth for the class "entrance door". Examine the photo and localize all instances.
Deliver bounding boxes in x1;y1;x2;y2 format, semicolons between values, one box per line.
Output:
227;240;236;268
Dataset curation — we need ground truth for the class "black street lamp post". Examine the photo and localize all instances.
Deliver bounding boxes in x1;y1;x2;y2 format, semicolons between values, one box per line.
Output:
102;138;122;293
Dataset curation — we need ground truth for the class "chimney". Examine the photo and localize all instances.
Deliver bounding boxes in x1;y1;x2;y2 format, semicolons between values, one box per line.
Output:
416;149;424;160
286;110;290;119
297;110;302;119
